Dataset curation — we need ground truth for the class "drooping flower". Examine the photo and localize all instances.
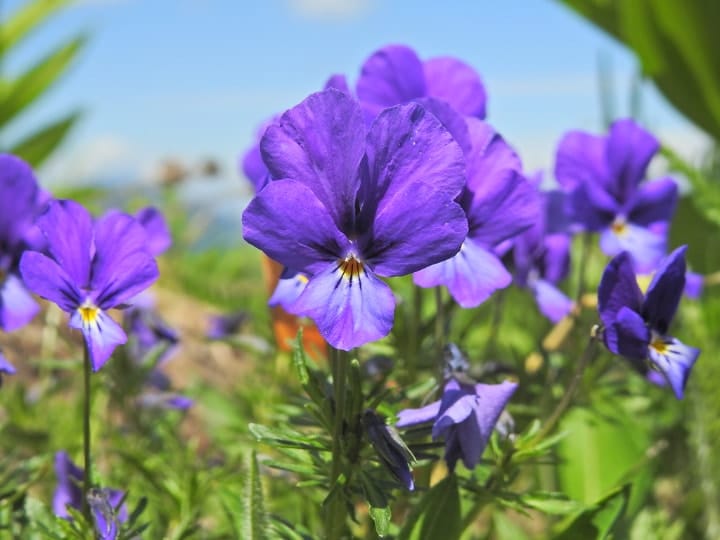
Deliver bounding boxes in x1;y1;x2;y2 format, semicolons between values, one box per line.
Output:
0;349;16;386
20;200;159;371
555;118;677;271
413;118;540;307
356;44;487;122
362;409;415;490
513;181;574;322
397;378;517;471
53;452;127;539
598;246;699;399
0;154;48;331
242;89;467;350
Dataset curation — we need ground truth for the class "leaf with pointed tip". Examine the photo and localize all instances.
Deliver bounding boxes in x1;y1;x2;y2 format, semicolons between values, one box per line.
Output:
1;0;74;52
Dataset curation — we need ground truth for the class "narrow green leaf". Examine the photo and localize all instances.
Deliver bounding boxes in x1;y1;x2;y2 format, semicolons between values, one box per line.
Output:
370;506;392;538
11;110;79;167
553;483;631;540
242;451;269;540
1;35;86;127
520;491;582;516
398;475;461;540
292;330;310;385
1;0;74;52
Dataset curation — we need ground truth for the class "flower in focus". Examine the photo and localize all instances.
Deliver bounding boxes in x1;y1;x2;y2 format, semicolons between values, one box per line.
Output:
0;154;48;331
20;201;159;371
242;89;467;349
356;44;487;121
53;452;127;539
363;409;415;490
413;118;539;307
0;349;16;386
598;246;699;399
555;119;677;270
513;180;574;322
397;378;517;471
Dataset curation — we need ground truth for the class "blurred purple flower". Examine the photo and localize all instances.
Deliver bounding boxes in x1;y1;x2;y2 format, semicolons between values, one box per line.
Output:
137;392;193;411
397;378;517;471
53;452;127;539
413;118;539;307
598;246;699;399
135;206;172;256
20;201;159;371
242;89;467;349
513;183;574;322
125;303;180;366
0;349;16;386
555;119;677;271
357;44;487;121
0;154;48;331
206;310;248;340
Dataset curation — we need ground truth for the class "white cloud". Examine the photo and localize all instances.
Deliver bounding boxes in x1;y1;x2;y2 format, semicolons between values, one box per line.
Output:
287;0;374;20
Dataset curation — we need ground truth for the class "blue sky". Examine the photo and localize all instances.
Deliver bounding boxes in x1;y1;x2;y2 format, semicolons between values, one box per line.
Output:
3;0;709;189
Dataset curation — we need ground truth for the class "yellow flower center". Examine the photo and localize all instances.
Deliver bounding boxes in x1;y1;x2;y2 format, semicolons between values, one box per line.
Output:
338;254;364;281
636;273;653;294
611;217;627;236
78;304;99;325
650;336;669;355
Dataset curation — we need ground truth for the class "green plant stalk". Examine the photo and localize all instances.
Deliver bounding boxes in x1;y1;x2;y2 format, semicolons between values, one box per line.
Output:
575;232;592;303
434;287;445;364
483;289;506;358
82;341;92;520
326;347;348;538
407;284;423;379
534;334;598;443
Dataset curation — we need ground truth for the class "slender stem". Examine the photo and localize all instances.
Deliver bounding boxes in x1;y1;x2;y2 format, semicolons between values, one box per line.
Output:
326;347;348;538
407;285;423;378
534;335;598;443
81;342;92;519
434;287;445;362
483;290;506;357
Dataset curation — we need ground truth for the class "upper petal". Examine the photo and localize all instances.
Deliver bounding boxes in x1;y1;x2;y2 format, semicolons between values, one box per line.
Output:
603;306;650;360
91;211;159;308
0;154;39;249
464;124;522;196
290;261;396;350
135;206;172;256
356;44;426;119
597;251;644;328
423;56;487;118
605;119;659;203
433;393;476;438
0;274;39;331
242;180;350;274
19;251;82;312
565;182;618;231
642;246;687;334
542;233;571;284
36;200;93;287
396;400;441;427
260;89;366;231
324;73;351;95
626;178;678;226
554;130;609;190
359;102;467;276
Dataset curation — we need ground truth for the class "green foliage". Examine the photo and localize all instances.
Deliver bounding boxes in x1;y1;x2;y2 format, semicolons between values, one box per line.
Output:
0;0;85;166
398;475;461;540
553;483;631;539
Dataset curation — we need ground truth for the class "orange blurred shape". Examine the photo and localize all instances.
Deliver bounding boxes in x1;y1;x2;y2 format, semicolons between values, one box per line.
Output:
262;256;327;359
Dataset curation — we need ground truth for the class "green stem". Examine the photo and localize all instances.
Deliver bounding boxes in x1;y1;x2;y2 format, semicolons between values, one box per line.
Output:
434;287;445;362
483;290;506;358
326;347;348;538
407;285;423;379
575;233;592;303
81;342;92;520
534;334;598;443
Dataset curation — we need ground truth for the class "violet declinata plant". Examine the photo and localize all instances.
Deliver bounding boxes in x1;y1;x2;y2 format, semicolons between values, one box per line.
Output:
19;200;160;371
242;89;468;350
598;246;700;399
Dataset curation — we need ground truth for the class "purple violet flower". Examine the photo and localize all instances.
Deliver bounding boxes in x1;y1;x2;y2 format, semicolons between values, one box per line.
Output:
413;118;540;307
397;378;518;471
356;44;487;121
0;154;47;331
363;409;415;490
125;301;180;367
555;119;677;271
0;349;16;386
598;246;700;399
242;89;468;350
513;184;574;322
206;310;248;340
19;200;159;371
268;267;309;311
53;452;127;539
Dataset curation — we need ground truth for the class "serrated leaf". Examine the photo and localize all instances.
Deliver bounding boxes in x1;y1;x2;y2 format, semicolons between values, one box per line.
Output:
370;506;392;537
1;0;73;52
8;109;80;167
1;35;86;127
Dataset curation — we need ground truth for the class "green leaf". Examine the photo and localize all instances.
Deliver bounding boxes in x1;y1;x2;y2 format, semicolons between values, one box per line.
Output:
398;475;461;540
242;451;269;540
553;483;631;540
520;492;583;516
8;110;80;167
0;0;74;52
370;506;392;538
248;423;327;451
0;34;86;127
